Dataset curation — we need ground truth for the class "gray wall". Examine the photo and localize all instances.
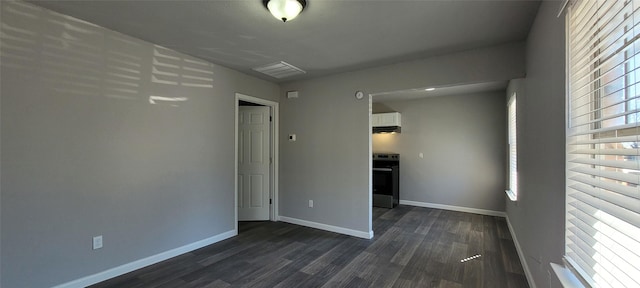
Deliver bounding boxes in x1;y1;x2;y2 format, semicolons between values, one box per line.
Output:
279;42;525;235
372;92;507;212
506;1;565;287
0;1;558;287
0;2;279;287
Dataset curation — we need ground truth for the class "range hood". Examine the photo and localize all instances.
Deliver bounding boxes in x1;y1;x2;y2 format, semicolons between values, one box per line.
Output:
372;112;401;134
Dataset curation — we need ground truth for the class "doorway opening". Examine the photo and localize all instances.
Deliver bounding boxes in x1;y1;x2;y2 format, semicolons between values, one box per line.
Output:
234;93;279;233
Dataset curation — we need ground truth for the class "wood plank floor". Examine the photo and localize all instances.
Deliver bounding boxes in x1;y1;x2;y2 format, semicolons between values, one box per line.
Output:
91;206;528;288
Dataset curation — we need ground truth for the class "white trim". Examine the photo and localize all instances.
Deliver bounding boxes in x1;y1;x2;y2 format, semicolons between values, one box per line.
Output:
506;217;536;288
399;200;506;217
367;94;373;237
52;230;237;288
551;262;586;288
235;93;279;224
278;216;373;239
234;95;239;232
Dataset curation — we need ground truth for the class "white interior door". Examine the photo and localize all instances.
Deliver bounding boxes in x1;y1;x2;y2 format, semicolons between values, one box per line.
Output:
238;106;271;221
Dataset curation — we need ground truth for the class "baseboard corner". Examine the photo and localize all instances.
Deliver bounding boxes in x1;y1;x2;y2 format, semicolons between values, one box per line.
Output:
506;216;536;288
278;216;372;239
399;200;506;217
53;229;237;288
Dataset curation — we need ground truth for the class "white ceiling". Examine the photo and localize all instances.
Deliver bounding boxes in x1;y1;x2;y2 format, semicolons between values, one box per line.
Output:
29;0;541;85
371;81;509;103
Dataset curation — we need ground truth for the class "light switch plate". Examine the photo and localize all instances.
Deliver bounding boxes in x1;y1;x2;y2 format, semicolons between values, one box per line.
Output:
93;235;103;250
289;134;296;142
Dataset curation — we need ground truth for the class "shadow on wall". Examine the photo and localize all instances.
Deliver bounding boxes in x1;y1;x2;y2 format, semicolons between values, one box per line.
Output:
372;102;396;114
1;1;214;107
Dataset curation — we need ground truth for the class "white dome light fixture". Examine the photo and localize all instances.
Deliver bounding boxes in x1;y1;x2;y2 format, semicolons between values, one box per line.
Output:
263;0;307;22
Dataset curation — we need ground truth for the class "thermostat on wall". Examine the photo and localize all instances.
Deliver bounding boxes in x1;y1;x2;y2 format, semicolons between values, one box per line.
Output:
287;91;299;99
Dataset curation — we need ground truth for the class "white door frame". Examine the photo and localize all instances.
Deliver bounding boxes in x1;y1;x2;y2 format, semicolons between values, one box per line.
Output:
234;93;279;231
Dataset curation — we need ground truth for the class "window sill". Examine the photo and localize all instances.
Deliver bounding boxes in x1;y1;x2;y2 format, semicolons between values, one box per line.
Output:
505;189;517;201
551;262;587;288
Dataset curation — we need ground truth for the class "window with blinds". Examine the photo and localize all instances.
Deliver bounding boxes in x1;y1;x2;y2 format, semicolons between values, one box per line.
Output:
507;93;518;201
566;0;640;287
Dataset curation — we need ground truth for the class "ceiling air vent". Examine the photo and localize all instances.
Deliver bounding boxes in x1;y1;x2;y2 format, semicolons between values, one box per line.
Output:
253;61;306;79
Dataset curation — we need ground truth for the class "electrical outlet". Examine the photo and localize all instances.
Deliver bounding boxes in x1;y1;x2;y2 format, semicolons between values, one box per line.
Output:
308;200;313;208
93;235;103;250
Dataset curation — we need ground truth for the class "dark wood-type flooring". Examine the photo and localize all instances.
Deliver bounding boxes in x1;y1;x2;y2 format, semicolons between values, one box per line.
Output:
91;206;528;288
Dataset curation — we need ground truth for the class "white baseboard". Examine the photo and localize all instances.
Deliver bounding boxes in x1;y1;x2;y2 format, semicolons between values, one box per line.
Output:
399;200;506;217
278;216;373;239
53;229;237;288
506;216;536;288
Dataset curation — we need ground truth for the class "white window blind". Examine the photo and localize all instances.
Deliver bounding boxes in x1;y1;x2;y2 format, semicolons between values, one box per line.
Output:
566;0;640;287
508;94;518;200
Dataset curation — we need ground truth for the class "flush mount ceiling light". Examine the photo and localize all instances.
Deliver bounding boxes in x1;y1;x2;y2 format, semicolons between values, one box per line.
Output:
263;0;306;22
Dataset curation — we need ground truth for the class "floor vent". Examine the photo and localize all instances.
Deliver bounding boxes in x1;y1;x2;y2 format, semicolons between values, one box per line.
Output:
253;61;306;79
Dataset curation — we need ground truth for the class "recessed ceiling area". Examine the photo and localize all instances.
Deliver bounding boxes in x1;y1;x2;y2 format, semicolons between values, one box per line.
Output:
371;81;509;103
28;0;541;83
